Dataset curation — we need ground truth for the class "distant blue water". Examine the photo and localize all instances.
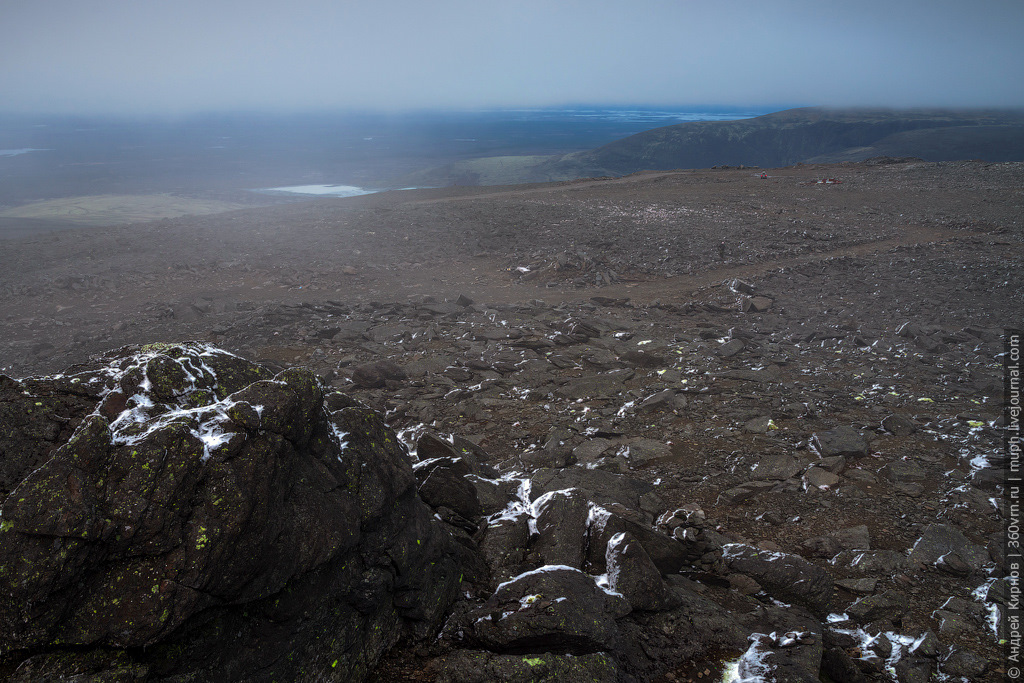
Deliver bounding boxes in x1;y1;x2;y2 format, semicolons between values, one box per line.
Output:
488;107;767;123
253;106;773;195
0;106;785;203
0;147;49;157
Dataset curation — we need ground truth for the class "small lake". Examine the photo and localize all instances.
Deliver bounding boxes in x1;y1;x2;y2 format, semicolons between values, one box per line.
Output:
257;184;376;197
0;148;50;157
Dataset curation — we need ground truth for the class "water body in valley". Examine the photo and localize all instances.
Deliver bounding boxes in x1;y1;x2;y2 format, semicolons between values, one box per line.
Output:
0;106;778;204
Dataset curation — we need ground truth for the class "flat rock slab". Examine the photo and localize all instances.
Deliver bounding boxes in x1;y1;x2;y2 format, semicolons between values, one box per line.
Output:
622;438;671;467
832;525;871;551
907;524;990;573
812;426;869;458
750;453;802;481
722;544;834;617
881;413;918;436
880;460;927;483
466;566;629;653
804;467;841;490
530;468;655;518
846;589;910;623
555;371;634;399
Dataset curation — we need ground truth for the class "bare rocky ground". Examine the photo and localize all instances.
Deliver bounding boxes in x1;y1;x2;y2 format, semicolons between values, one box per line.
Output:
2;159;1022;681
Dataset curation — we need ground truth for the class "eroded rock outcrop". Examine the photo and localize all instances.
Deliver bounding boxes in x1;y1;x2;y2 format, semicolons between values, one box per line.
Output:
2;342;999;682
0;343;464;681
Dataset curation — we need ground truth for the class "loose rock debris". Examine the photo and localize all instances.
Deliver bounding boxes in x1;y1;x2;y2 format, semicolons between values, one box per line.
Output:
0;159;1021;681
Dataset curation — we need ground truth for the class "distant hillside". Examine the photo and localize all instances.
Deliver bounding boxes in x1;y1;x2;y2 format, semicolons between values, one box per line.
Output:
400;107;1024;186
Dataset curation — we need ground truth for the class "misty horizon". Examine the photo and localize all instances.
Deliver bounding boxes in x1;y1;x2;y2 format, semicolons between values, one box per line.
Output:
3;0;1023;117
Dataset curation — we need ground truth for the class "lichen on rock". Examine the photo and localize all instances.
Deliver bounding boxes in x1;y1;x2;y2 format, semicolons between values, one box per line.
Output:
0;343;463;681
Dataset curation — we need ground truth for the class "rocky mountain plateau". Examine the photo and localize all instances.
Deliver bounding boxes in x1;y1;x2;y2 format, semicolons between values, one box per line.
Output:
0;158;1021;681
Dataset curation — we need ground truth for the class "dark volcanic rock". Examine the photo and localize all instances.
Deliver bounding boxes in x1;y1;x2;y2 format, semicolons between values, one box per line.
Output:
604;531;674;611
811;426;870;458
351;359;407;388
431;649;621;683
0;374;103;499
417;461;483;522
735;608;824;683
531;488;591;568
881;413;918;436
587;505;689;575
464;566;630;654
846;589;910;623
907;523;990;574
530;467;659;522
722;544;834;617
0;343;463;682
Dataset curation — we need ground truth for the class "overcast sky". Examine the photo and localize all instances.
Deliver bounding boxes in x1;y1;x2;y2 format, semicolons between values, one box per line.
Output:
2;0;1022;115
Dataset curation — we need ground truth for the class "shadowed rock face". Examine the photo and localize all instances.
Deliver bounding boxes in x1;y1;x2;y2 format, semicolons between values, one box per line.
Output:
0;343;463;681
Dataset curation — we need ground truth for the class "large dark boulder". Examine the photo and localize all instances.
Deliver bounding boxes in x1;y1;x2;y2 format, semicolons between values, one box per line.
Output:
462;566;630;654
531;488;591;569
430;649;622;683
587;504;689;575
0;343;464;681
722;544;835;617
604;532;674;612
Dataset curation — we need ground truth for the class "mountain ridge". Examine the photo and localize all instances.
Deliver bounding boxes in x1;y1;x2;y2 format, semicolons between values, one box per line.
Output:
400;106;1024;186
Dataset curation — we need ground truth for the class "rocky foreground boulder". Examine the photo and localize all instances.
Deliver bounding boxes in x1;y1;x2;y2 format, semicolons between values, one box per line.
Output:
0;343;465;681
0;344;1000;681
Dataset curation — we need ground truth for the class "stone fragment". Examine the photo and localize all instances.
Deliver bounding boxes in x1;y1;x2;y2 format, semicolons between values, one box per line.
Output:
743;416;773;433
587;506;689;575
879;459;926;483
881;413;918;436
803;535;844;559
722;544;834;616
741;296;773;313
637;389;679;412
572;439;614;465
417;464;482;522
817;455;847;474
621;438;671;468
811;426;869;458
894;657;933;683
530;468;655;518
604;532;674;611
619;349;667;368
466;566;629;653
466;475;515;516
734;607;823;683
804;467;840;490
940;647;988;679
846;589;909;622
727;573;763;595
718;338;746;358
531;489;591;569
909;630;941;658
832;525;871;551
838;549;907;574
351;359;407;388
478;514;531;583
835;578;877;594
907;524;989;573
751;453;802;480
555;371;633;399
718;486;759;505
